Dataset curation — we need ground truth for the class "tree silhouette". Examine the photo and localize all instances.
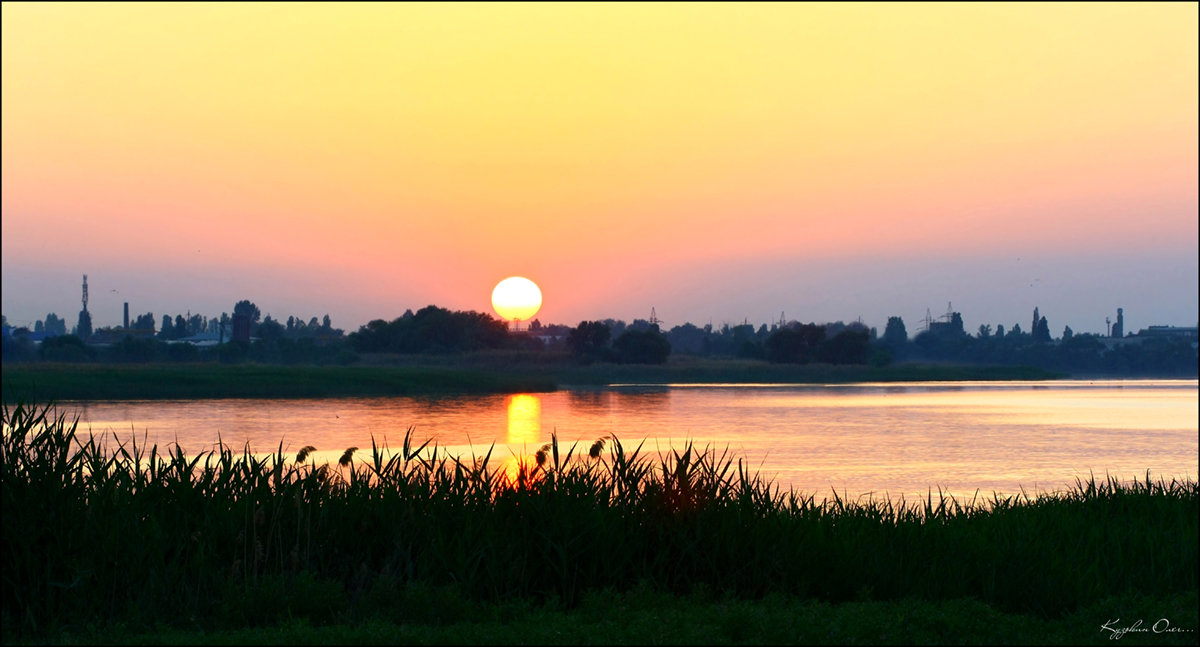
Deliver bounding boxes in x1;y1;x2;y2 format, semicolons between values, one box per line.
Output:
1034;316;1051;343
233;300;261;326
567;321;612;361
766;323;825;364
158;315;174;340
613;328;671;364
883;316;907;347
819;329;871;365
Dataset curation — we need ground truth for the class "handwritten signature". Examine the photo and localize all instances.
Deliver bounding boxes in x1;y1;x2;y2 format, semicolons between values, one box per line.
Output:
1100;618;1195;641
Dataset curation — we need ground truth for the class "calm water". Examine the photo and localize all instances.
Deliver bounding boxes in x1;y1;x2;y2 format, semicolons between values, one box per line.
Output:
60;380;1198;500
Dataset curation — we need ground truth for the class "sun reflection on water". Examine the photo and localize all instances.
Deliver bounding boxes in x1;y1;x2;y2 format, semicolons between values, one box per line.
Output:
499;394;543;483
506;394;542;445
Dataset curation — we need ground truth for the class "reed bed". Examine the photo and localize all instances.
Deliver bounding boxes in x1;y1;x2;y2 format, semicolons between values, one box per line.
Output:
2;400;1196;640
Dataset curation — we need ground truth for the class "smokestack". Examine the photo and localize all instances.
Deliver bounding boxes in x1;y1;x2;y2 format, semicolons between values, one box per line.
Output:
124;302;129;329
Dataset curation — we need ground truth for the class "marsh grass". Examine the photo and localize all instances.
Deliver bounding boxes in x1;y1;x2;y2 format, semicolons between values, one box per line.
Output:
2;400;1196;641
0;359;1061;403
0;363;557;401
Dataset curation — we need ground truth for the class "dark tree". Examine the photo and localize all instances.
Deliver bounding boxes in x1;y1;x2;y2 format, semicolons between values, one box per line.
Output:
132;313;155;331
43;313;67;336
233;300;262;326
949;312;965;336
819;329;871;365
187;314;205;336
567;321;612;361
665;322;708;355
612;328;671;364
346;306;508;354
765;323;825;364
256;316;285;342
158;315;174;340
883;316;907;347
1034;316;1051;343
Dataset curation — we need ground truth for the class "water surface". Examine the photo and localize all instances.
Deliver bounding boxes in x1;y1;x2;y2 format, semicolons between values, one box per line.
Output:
61;380;1198;500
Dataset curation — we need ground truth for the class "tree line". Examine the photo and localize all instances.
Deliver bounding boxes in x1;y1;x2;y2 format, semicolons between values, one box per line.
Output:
3;303;1195;376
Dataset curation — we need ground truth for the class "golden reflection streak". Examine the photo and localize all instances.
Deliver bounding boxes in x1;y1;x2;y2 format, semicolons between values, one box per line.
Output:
502;394;542;483
506;394;542;445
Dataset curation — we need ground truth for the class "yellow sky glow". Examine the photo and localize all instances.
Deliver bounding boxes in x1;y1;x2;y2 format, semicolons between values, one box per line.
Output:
2;3;1196;329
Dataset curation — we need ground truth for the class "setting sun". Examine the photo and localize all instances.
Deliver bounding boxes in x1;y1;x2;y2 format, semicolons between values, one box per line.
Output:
491;276;542;323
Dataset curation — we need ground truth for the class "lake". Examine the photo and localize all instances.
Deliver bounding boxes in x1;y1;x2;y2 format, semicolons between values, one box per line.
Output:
60;379;1197;501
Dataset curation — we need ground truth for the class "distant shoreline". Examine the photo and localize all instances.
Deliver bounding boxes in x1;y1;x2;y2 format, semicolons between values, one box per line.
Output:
0;356;1076;402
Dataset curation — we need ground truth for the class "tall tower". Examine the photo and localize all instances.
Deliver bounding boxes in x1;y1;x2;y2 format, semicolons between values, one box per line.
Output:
76;274;93;340
1112;307;1124;338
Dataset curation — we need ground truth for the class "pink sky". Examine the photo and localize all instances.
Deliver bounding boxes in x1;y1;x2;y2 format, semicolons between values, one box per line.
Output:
3;3;1197;335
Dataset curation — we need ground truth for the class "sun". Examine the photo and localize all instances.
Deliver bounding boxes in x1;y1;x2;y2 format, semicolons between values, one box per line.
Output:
491;276;542;323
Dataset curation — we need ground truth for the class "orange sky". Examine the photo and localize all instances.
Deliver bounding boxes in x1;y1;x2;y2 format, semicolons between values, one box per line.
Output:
2;3;1197;333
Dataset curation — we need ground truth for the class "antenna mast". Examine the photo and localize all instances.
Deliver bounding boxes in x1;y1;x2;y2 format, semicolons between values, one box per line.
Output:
81;274;89;313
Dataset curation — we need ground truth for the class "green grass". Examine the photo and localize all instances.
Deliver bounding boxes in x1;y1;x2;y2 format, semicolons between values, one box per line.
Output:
0;363;557;401
2;400;1195;644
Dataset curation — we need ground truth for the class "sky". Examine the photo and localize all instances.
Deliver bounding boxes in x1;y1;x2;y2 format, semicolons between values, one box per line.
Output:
3;2;1197;336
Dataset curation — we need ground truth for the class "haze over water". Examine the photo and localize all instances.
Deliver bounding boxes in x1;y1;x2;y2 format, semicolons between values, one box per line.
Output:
64;380;1198;501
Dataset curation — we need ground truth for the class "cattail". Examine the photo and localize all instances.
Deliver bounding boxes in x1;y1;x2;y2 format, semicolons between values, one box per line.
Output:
536;443;552;468
589;437;608;459
295;445;317;463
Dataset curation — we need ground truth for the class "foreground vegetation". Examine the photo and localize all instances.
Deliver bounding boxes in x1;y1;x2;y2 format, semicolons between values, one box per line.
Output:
27;589;1200;645
3;401;1196;644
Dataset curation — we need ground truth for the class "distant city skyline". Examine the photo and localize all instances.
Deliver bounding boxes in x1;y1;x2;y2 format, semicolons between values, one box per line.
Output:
3;250;1196;340
3;4;1197;336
